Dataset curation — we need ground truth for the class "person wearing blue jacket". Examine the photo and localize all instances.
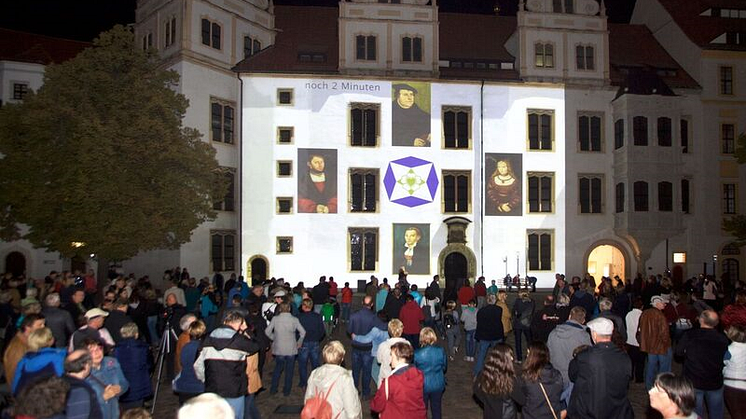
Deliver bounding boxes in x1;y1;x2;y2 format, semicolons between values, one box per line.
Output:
414;327;447;419
172;320;207;405
112;322;153;409
83;338;129;419
12;327;66;395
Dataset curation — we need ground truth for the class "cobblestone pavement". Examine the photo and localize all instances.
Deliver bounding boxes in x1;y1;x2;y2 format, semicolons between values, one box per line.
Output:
152;291;731;419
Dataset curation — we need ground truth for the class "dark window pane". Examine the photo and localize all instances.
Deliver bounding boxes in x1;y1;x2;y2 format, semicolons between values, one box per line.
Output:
211;103;223;141
540;234;551;270
723;124;735;154
680;119;689;153
223;106;234;144
444;111;455;148
224;172;235;211
457;175;469;211
351;108;362;146
634;116;648;146
444;175;455;212
579;177;590;213
576;45;584;69
529;177;539;213
591;177;602;213
224;235;234;270
528;234;539;270
278;199;292;213
350;232;362;270
201;19;210;45
529;114;539;149
364;109;377;146
634;181;648;211
586;47;594;70
590;116;601;151
413;37;422;62
244;36;252;58
540;114;552;149
211;23;221;49
681;179;690;213
366;36;376;61
658;117;672;147
579;116;589;151
541;176;552;212
363;232;377;270
659;181;672;212
402;37;412;62
253;39;261;54
211;234;223;271
364;173;377;211
351;173;362;212
615;119;624;149
456;111;469;148
615;183;625;213
356;36;365;60
279;128;292;143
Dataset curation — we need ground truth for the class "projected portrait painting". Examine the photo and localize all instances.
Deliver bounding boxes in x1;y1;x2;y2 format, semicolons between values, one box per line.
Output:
297;148;337;214
393;223;430;275
485;153;522;216
391;81;431;147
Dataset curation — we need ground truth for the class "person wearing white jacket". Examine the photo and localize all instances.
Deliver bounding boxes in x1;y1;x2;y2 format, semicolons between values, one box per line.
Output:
723;325;746;419
304;340;362;419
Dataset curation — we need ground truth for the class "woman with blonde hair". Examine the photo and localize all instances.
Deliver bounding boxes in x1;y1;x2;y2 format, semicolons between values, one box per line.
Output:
497;291;512;335
414;327;447;419
474;344;525;419
12;326;66;395
303;340;362;419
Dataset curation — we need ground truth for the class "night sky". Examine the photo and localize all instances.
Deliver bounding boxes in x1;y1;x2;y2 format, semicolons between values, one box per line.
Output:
0;0;637;42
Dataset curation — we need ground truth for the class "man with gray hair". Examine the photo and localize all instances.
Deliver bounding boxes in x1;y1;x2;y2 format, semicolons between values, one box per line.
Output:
597;297;626;341
547;306;591;387
42;292;76;348
568;317;634;419
675;310;730;419
178;393;234;419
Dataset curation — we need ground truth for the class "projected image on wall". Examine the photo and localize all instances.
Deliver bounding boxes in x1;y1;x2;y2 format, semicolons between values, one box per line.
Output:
391;82;431;147
486;153;522;216
393;223;430;275
298;148;338;213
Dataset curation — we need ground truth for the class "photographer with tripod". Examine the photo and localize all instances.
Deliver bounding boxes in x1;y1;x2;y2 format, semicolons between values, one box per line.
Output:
156;294;186;380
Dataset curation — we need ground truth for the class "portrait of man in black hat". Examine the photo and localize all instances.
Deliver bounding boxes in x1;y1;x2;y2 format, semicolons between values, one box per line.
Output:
392;82;431;147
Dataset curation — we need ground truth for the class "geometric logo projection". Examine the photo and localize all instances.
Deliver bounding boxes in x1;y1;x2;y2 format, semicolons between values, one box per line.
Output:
384;156;439;208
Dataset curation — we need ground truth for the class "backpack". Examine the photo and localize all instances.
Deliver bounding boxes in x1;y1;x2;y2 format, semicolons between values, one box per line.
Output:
300;379;340;419
444;313;456;329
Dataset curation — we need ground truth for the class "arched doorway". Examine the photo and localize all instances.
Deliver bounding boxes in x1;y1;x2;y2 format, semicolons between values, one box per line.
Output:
586;244;626;287
70;255;87;274
5;252;26;277
722;258;739;284
443;252;467;302
248;255;268;286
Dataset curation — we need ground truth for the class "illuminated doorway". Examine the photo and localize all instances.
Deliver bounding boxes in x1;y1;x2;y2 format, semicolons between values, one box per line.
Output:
586;244;626;287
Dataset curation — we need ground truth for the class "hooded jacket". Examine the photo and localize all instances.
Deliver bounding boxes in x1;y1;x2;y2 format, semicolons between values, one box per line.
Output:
193;325;260;398
546;320;591;385
304;364;362;419
370;364;426;419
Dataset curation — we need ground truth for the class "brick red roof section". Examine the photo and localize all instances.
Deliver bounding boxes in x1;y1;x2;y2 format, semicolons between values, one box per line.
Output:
608;24;699;89
657;0;746;48
0;28;89;65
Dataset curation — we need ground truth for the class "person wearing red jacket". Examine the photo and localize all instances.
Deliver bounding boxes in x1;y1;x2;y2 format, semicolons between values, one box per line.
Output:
341;283;353;323
399;295;424;349
474;277;487;309
371;341;426;419
721;290;746;330
458;279;475;310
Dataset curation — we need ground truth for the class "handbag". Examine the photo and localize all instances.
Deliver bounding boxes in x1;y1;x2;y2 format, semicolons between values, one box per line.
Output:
539;382;559;419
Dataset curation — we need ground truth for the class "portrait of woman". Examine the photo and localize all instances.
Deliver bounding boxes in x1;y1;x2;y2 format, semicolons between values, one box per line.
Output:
486;154;522;216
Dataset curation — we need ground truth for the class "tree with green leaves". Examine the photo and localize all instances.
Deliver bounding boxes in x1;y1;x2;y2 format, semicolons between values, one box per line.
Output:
724;132;746;245
0;25;226;261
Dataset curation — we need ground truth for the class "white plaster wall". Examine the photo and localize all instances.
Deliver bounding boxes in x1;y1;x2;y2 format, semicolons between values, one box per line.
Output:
0;240;63;279
241;76;565;288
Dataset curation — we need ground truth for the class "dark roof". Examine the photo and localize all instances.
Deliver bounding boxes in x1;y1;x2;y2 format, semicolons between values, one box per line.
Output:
0;28;89;65
608;24;700;89
235;5;697;90
657;0;746;49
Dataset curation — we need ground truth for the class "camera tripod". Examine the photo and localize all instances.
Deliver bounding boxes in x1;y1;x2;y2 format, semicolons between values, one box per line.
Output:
150;318;179;415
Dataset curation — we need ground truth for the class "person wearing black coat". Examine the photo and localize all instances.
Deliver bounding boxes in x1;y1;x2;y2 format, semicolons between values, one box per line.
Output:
157;295;186;380
383;288;406;320
311;277;330;311
474;295;504;375
520;346;564;419
531;296;561;344
103;299;133;344
42;293;76;349
568;318;634;419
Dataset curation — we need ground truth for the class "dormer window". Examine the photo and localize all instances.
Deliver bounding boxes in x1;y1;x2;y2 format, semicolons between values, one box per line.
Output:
552;0;574;13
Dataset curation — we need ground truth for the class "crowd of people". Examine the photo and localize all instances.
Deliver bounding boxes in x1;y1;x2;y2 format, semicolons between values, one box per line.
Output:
0;267;745;419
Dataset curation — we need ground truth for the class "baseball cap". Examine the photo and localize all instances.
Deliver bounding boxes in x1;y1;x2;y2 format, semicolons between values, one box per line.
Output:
587;317;614;335
650;295;667;306
85;308;109;319
273;290;287;297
